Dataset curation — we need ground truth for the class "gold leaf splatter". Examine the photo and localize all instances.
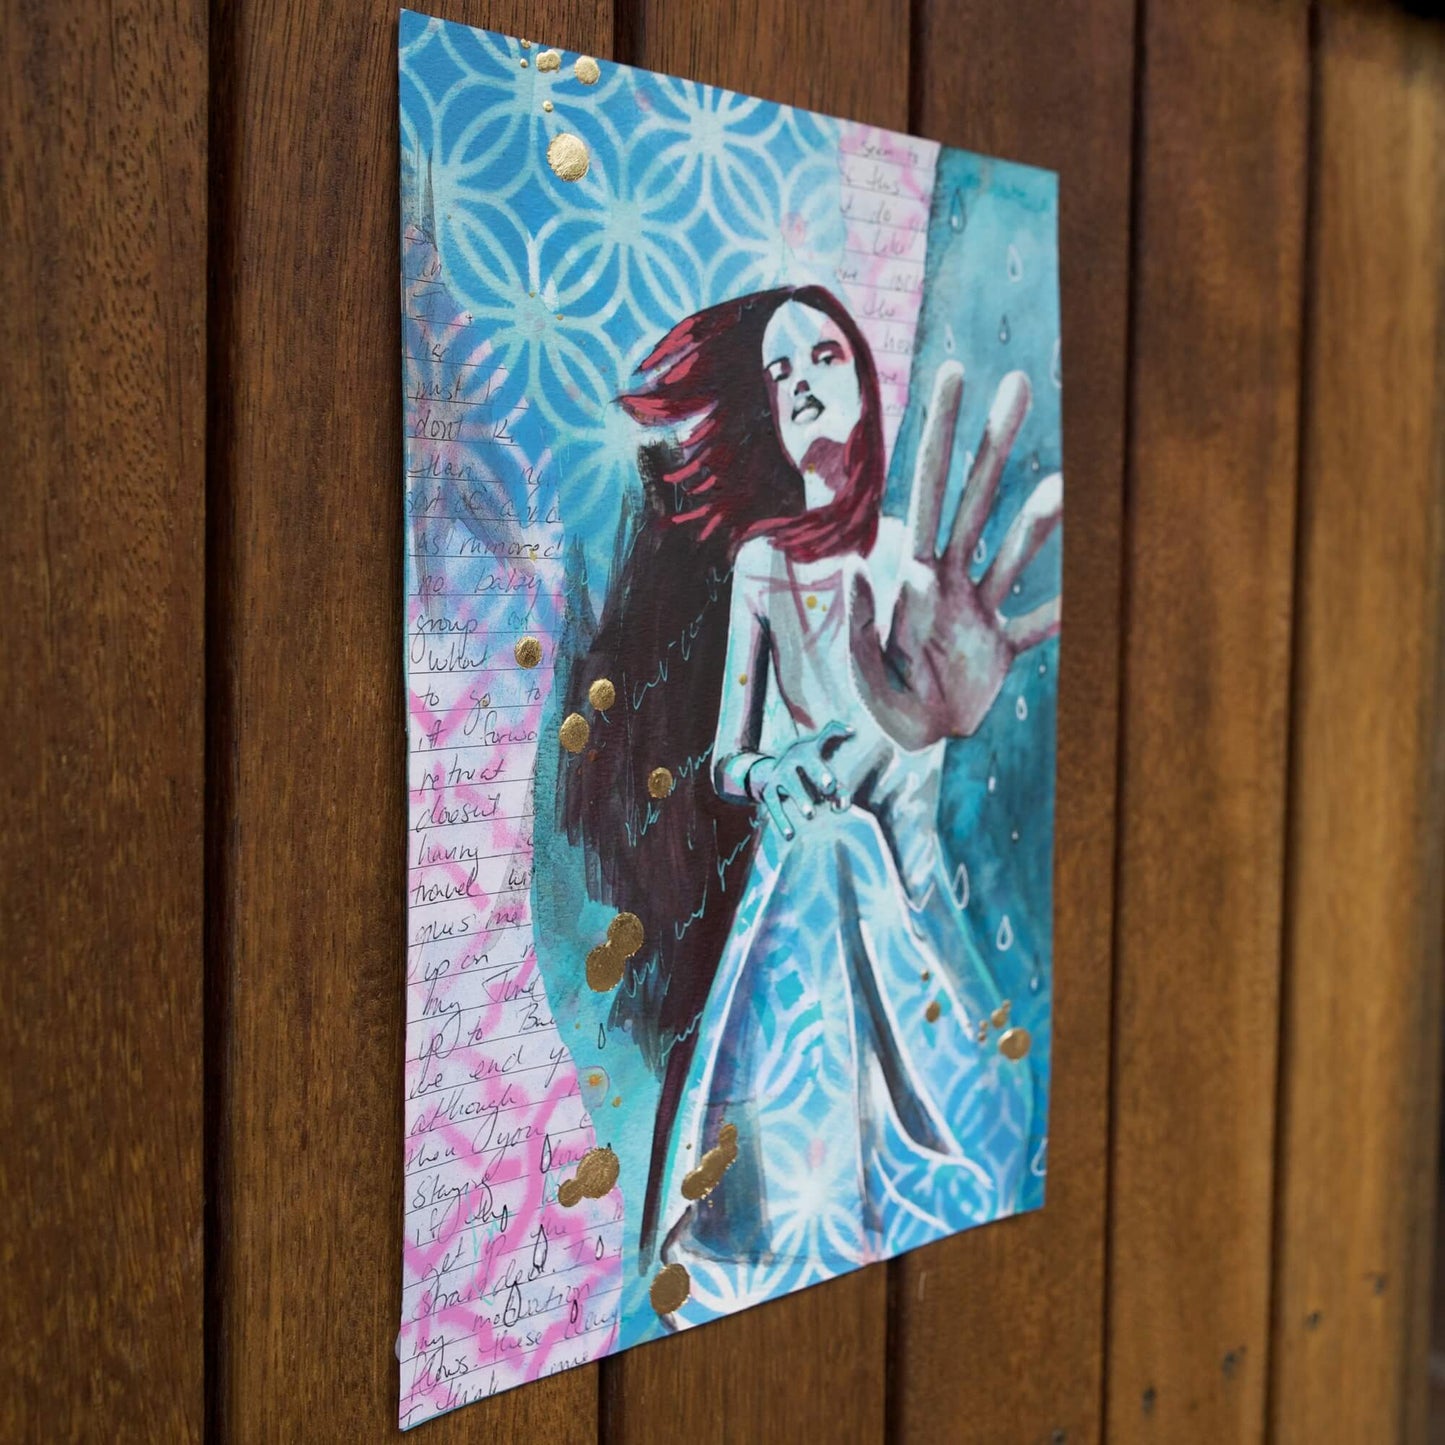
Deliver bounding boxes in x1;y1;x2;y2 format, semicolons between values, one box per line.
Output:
920;969;932;981
991;1000;1012;1029
925;999;942;1024
519;57;529;68
559;712;590;752
607;911;645;958
520;38;533;48
547;132;589;182
514;635;543;668
537;47;562;70
647;766;674;799
574;55;601;84
976;1020;989;1044
998;1027;1032;1061
555;1145;620;1208
589;677;617;711
805;594;818;609
612;1095;621;1107
738;673;748;685
650;1262;690;1315
586;942;624;992
542;100;554;112
681;1123;738;1200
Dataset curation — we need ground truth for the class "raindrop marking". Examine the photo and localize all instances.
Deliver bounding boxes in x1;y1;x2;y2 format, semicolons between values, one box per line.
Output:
996;915;1015;951
1007;243;1023;282
1015;694;1029;722
998;315;1011;344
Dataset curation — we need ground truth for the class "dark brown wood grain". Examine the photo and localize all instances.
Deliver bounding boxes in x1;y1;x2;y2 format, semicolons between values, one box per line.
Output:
886;3;1134;1442
1269;8;1445;1443
208;2;609;1439
1106;0;1310;1440
596;5;907;1443
0;0;207;1439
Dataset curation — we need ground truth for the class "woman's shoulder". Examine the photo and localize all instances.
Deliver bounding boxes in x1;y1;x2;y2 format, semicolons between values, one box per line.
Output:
733;533;782;582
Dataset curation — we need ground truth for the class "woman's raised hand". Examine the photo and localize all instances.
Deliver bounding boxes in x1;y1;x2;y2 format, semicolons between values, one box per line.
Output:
747;722;854;840
849;363;1062;751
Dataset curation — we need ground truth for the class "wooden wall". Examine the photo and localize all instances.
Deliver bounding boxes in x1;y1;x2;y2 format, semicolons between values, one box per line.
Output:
3;0;1442;1440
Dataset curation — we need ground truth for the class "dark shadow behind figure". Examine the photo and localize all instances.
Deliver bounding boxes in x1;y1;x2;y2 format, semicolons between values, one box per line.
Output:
554;286;886;1266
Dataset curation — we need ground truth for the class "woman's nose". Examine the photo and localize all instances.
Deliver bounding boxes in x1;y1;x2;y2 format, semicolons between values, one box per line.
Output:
793;377;810;395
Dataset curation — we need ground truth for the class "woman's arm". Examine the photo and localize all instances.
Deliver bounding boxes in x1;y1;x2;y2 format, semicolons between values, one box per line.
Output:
711;541;851;838
712;542;772;804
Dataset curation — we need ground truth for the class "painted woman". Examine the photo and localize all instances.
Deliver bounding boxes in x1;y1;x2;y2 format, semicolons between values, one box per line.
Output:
556;285;1061;1321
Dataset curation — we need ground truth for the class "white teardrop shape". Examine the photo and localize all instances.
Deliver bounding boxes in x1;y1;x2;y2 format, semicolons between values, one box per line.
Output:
1015;694;1028;721
951;861;970;909
996;915;1014;951
1007;243;1023;282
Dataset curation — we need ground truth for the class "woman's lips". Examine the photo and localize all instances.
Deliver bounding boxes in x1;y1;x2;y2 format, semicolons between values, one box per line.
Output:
791;394;824;423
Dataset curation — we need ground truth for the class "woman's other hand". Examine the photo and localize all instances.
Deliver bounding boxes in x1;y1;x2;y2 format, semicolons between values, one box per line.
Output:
848;363;1062;750
746;722;854;840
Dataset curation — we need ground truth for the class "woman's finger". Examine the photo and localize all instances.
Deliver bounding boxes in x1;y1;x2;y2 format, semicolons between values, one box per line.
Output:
978;472;1062;611
1002;596;1061;653
945;370;1031;569
789;769;818;819
907;361;964;561
763;784;795;840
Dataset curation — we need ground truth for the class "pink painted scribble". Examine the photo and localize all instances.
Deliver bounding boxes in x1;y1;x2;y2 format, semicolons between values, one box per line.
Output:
397;218;622;1430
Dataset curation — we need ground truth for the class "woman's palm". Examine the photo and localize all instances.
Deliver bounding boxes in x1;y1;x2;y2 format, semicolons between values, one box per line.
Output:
850;363;1062;750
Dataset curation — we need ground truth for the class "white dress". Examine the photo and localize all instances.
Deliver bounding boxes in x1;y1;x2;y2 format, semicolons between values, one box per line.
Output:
654;519;1032;1322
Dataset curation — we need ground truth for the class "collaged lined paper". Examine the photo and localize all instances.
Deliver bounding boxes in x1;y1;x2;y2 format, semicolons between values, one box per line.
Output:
398;219;622;1429
834;125;939;455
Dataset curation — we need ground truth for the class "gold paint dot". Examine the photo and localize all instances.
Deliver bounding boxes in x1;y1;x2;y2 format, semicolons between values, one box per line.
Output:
999;1027;1032;1061
925;999;942;1024
612;1095;621;1107
589;677;617;711
976;1022;989;1043
557;1178;583;1208
587;1071;603;1086
537;48;562;71
607;911;645;958
543;100;554;112
991;1000;1012;1029
560;1145;619;1200
547;131;589;182
560;712;590;753
520;38;533;48
738;673;748;686
574;54;601;84
586;942;624;993
647;766;674;799
920;970;932;982
650;1262;691;1315
519;57;529;68
514;636;543;668
806;594;818;609
681;1122;738;1201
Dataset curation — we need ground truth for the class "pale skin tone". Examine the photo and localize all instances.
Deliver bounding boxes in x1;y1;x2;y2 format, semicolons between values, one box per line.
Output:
738;300;1063;838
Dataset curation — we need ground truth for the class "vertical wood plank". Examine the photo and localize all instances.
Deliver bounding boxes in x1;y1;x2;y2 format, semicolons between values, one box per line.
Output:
888;3;1134;1441
1106;1;1309;1440
599;4;905;1441
0;0;207;1439
209;1;609;1438
1269;8;1445;1443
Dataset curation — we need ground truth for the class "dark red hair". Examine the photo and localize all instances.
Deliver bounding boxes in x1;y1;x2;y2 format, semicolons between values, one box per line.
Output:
618;286;885;562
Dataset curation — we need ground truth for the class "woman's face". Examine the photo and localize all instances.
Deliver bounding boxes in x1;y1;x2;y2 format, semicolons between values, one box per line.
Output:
762;301;863;488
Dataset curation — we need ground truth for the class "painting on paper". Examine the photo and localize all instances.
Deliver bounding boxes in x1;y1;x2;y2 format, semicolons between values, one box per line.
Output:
399;12;1062;1426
